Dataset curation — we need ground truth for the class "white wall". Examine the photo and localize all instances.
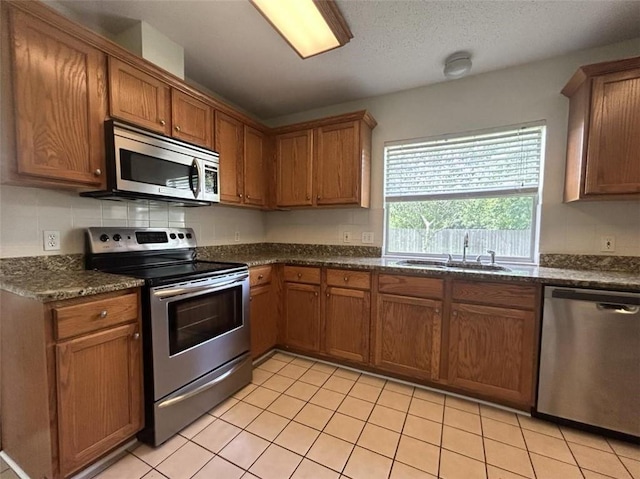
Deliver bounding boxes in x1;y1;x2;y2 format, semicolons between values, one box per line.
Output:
265;38;640;257
0;185;265;258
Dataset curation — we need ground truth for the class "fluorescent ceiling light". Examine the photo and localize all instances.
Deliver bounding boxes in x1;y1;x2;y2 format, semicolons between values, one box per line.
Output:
251;0;353;59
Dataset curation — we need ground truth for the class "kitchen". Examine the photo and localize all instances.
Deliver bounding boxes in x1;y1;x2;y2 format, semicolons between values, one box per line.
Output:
0;0;639;479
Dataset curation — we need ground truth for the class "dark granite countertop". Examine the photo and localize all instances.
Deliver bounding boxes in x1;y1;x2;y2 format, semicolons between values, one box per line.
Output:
1;247;638;302
198;251;640;292
0;266;144;302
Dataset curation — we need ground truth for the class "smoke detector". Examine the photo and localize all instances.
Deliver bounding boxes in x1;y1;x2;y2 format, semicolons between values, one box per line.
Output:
444;51;472;79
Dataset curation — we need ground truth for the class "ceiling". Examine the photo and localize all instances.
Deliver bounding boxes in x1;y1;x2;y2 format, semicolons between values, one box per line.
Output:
56;0;640;120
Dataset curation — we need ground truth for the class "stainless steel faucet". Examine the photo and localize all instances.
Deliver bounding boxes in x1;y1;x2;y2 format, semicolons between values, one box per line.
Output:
462;231;469;263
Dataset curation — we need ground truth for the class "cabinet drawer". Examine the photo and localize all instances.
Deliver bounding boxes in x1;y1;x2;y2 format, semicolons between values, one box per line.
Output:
452;281;538;310
283;266;321;284
326;269;371;290
378;274;443;299
54;293;139;340
250;266;273;287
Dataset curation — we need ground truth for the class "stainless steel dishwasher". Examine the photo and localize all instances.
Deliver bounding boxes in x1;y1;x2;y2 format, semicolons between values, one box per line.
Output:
537;286;640;438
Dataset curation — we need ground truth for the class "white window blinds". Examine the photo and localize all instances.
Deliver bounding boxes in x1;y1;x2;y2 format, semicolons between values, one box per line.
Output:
385;125;544;200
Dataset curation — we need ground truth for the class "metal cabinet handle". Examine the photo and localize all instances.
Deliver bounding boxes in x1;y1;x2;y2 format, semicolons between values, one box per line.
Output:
239;193;243;198
297;273;302;278
317;195;321;200
258;274;264;280
250;296;253;302
452;310;458;317
159;119;166;126
343;276;349;282
99;310;108;318
435;308;440;314
306;195;311;200
94;169;102;176
132;332;140;340
326;292;330;297
175;125;181;132
246;195;250;199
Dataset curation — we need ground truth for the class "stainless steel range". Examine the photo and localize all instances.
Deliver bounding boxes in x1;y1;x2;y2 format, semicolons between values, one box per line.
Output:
85;227;252;446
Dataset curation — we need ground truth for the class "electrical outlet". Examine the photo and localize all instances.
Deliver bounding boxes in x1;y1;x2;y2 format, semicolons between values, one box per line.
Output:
600;235;616;252
343;231;351;243
362;232;374;244
43;230;60;251
234;231;240;242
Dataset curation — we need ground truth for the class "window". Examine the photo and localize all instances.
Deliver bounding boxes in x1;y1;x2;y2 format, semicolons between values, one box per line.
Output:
384;123;545;262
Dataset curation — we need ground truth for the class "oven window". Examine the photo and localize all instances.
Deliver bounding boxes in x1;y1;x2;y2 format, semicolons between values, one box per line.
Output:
120;149;193;190
167;285;242;355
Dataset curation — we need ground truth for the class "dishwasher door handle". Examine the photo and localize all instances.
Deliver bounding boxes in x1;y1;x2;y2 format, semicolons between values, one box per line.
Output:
551;288;640;306
596;303;639;314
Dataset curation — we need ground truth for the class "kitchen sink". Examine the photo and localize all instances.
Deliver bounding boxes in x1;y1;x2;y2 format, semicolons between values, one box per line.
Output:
396;259;511;272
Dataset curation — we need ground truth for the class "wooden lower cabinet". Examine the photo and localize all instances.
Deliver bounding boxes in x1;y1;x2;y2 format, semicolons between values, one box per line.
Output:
373;294;442;381
0;288;143;479
57;323;142;476
250;284;277;358
283;282;321;352
324;287;370;363
447;302;537;407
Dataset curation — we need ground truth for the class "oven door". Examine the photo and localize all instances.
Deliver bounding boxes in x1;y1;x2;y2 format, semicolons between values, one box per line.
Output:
149;271;250;400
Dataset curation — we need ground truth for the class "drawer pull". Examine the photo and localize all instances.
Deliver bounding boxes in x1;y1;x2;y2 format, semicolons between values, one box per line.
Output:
175;125;181;132
99;310;108;319
435;308;440;314
343;276;349;282
326;292;330;297
159;119;166;126
314;292;318;297
250;296;253;302
94;168;102;176
133;332;140;340
297;273;302;278
258;274;264;280
452;310;458;317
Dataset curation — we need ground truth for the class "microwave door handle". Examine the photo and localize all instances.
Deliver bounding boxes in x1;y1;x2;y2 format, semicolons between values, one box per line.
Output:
190;159;202;198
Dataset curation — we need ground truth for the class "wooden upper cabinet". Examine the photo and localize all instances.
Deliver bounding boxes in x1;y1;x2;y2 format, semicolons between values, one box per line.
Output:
244;126;268;207
274;111;376;209
315;121;361;206
8;8;107;187
108;57;170;135
171;89;213;148
215;111;244;204
563;56;640;201
276;130;314;207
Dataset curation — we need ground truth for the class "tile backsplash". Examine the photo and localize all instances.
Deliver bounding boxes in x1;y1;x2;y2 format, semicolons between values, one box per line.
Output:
0;185;266;257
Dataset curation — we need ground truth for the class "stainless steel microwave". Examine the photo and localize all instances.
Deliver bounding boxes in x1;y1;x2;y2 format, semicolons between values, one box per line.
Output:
81;120;219;206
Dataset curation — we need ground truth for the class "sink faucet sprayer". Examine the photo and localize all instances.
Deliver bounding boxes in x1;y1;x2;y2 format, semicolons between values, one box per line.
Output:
462;231;469;263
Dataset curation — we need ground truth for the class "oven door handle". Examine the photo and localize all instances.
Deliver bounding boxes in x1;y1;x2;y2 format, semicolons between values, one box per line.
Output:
157;355;251;409
153;276;247;300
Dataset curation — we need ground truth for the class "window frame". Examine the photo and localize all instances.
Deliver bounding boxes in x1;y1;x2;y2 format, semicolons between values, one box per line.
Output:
383;122;545;264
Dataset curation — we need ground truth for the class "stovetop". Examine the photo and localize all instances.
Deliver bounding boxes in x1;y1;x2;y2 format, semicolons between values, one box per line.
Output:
85;227;248;286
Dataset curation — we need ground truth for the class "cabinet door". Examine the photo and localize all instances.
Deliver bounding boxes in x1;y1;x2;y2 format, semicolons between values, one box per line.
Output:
325;287;370;363
171;90;213;148
448;303;535;407
374;294;442;380
108;57;170;135
250;284;277;358
10;9;107;186
276;130;313;207
56;323;142;476
244;126;267;207
283;282;320;352
315;121;360;206
215;111;244;204
585;69;640;195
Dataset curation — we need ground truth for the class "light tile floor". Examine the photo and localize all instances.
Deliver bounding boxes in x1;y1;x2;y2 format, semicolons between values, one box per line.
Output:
6;353;640;479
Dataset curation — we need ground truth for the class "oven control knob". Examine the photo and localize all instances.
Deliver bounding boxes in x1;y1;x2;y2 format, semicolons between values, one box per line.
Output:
99;234;110;242
113;234;121;242
178;233;185;239
186;233;192;239
170;233;177;239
